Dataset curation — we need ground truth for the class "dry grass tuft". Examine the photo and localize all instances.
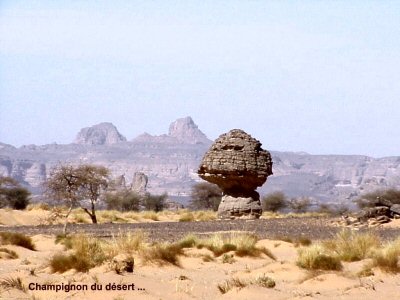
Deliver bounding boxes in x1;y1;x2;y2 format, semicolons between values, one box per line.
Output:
50;234;106;273
179;212;195;222
105;231;146;258
0;276;27;292
141;211;159;221
141;243;183;266
196;233;275;259
323;230;380;262
0;247;18;259
0;232;36;250
252;273;276;288
217;277;248;294
370;238;400;273
297;245;342;271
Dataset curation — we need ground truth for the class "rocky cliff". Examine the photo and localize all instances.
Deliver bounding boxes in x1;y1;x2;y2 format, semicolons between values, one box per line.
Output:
74;122;127;145
0;117;399;205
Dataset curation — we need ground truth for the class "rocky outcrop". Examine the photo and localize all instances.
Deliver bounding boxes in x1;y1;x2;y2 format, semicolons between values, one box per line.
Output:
336;198;400;228
74;122;126;145
198;129;273;219
131;172;148;195
168;116;210;144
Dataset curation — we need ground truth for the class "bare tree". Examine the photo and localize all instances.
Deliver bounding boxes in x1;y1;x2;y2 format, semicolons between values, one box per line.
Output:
44;164;109;233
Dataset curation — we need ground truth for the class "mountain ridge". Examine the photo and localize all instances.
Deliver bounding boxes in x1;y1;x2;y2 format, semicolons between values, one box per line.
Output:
0;117;399;205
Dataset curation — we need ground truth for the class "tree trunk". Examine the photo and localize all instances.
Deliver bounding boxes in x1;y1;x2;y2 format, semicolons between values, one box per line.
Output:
63;204;73;235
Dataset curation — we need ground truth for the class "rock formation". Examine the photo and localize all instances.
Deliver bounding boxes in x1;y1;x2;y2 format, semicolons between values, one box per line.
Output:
198;129;273;219
168;116;210;144
74;122;127;145
131;172;148;195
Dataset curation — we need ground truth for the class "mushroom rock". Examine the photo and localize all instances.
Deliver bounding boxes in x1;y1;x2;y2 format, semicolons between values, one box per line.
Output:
198;129;273;219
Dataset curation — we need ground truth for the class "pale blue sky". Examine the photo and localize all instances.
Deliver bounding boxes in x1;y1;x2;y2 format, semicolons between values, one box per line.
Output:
1;1;399;157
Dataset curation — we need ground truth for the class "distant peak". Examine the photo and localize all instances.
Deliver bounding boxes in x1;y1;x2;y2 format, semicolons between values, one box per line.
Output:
168;116;210;144
74;122;126;145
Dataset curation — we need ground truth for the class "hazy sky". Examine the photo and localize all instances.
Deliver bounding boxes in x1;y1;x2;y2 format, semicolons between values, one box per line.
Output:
1;1;399;157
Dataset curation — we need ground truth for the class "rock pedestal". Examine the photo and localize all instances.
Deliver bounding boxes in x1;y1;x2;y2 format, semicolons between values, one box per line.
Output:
198;129;273;219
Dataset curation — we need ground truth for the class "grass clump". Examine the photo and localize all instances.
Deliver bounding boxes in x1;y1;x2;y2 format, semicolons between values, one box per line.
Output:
141;211;159;221
253;274;276;288
197;233;275;259
0;232;35;250
222;253;236;264
178;234;198;248
0;247;18;259
50;235;106;273
297;245;342;271
0;276;26;292
106;231;146;258
217;277;248;294
141;243;183;266
370;238;400;273
323;230;379;262
179;212;195;222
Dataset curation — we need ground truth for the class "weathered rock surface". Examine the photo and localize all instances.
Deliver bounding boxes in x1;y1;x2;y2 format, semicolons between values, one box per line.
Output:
198;129;273;219
198;129;273;193
168;116;210;144
131;172;148;195
74;122;127;145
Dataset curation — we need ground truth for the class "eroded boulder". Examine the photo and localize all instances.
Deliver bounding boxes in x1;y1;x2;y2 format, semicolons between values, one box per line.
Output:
198;129;272;219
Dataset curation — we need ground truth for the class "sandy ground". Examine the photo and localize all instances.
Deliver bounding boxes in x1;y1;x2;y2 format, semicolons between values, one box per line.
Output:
0;234;399;300
1;209;400;299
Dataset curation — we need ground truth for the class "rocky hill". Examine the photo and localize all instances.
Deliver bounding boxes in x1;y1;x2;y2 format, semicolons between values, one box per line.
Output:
0;116;399;205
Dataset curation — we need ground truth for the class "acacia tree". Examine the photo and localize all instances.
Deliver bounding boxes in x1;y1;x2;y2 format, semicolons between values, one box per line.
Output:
44;164;109;233
189;182;222;211
0;176;30;210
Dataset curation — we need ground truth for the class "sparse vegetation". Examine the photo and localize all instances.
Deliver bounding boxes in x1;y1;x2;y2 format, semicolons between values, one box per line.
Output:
217;277;248;294
104;190;141;212
50;234;106;273
141;243;183;266
142;193;167;212
370;238;400;273
0;247;18;259
0;232;35;250
288;197;312;213
221;253;236;264
253;274;276;288
0;176;30;210
0;276;26;292
189;182;222;211
323;230;380;262
262;191;288;212
44;164;109;232
297;245;342;271
355;188;400;209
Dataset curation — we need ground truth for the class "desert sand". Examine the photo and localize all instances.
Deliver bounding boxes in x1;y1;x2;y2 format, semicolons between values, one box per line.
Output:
1;208;400;299
0;234;399;299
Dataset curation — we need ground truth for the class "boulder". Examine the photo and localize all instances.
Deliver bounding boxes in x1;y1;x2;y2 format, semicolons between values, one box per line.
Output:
390;204;400;215
356;206;389;222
